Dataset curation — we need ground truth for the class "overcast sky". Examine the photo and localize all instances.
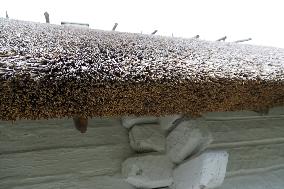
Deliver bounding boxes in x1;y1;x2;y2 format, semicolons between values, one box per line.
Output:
1;0;284;48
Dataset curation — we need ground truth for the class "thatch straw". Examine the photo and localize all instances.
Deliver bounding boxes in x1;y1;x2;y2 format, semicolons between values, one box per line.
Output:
0;19;283;120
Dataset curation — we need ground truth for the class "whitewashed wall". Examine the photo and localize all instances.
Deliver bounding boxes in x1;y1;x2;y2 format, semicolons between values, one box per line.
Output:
203;107;284;189
0;107;283;189
0;118;134;189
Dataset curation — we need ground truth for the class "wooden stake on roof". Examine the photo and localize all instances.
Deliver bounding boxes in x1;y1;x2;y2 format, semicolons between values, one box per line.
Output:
234;38;252;43
112;23;118;31
151;30;158;35
216;36;227;41
44;12;50;23
193;35;200;39
5;11;9;19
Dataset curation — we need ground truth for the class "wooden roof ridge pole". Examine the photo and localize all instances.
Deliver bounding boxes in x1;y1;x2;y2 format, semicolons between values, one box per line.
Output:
73;117;88;133
216;36;227;41
112;23;118;31
234;38;252;43
5;11;9;19
44;11;50;23
151;30;158;35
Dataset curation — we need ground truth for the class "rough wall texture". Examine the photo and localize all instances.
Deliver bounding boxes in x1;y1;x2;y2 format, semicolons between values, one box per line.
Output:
217;169;284;189
0;118;134;189
0;109;283;188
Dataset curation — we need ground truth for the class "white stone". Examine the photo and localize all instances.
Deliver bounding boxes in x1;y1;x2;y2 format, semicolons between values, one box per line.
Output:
122;116;158;129
166;120;213;164
129;124;166;152
159;115;183;132
171;151;229;189
122;154;174;188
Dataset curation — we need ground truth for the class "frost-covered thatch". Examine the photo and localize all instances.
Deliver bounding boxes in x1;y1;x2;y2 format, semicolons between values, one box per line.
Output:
0;18;284;120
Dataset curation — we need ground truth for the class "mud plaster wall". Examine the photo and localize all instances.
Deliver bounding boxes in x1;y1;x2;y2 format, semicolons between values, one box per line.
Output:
0;107;284;189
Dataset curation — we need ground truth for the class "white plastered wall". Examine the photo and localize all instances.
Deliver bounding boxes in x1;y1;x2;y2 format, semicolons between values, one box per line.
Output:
0;106;283;189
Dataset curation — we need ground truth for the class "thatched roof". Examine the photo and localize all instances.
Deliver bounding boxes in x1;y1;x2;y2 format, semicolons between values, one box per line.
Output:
0;18;284;120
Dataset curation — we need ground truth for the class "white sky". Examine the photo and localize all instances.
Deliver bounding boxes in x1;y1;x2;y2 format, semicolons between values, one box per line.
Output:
1;0;284;48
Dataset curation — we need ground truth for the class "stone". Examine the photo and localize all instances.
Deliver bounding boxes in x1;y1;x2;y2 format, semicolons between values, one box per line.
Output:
166;120;213;164
129;124;166;152
171;151;229;189
159;115;183;132
122;154;174;188
122;116;158;129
